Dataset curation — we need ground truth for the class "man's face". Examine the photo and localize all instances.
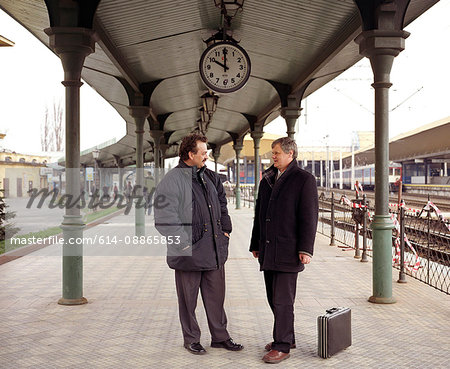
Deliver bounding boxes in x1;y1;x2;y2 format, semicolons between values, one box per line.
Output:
272;143;293;171
189;141;208;168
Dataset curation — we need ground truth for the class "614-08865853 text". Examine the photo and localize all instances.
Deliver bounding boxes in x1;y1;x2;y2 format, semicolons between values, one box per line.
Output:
97;235;181;245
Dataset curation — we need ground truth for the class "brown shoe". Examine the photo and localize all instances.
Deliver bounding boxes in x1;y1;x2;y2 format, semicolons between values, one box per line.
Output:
264;342;296;351
262;350;290;364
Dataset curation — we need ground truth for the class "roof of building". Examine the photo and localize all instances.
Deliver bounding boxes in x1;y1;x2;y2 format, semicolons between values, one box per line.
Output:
217;132;282;165
343;116;450;166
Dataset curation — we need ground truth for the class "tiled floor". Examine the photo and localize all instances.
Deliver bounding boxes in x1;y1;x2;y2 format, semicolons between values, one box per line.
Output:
0;206;449;368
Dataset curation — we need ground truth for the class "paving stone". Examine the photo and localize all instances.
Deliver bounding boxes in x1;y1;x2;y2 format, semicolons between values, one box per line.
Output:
0;207;449;368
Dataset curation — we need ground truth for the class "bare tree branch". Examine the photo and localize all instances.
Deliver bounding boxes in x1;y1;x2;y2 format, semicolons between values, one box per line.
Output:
41;100;64;152
41;107;51;151
53;100;64;151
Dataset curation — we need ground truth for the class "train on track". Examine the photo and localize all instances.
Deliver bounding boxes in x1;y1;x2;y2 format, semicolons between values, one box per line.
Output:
331;163;402;191
330;162;450;193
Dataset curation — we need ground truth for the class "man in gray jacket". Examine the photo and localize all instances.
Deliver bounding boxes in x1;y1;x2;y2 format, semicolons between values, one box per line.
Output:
155;133;243;355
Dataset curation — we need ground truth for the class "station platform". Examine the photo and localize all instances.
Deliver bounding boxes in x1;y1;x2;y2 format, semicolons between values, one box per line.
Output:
0;206;449;368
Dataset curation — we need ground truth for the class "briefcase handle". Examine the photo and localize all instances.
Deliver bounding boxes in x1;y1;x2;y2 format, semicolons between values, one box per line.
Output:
325;307;340;314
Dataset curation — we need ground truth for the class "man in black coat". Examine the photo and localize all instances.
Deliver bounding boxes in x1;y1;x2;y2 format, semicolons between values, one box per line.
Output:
250;137;318;364
155;133;243;355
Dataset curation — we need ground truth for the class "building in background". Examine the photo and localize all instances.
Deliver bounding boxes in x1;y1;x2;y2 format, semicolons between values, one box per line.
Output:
1;134;57;198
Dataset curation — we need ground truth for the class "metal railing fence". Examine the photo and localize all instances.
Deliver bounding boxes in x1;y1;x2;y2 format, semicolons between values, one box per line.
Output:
318;191;449;294
226;183;449;294
225;184;255;208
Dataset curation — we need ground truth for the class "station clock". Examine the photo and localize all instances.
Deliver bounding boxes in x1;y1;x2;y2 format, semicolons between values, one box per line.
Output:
199;41;251;93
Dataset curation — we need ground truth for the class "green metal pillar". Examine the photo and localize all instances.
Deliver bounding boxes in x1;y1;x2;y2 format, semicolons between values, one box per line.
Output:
160;144;169;169
212;146;221;173
45;27;96;305
356;16;409;304
114;156;124;193
129;106;150;237
251;130;263;206
233;143;243;209
150;130;164;185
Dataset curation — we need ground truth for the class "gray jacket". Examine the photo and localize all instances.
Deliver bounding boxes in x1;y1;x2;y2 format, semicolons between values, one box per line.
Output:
155;160;232;271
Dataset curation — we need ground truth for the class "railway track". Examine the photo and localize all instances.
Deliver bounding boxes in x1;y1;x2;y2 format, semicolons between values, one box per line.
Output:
318;202;450;267
319;188;450;212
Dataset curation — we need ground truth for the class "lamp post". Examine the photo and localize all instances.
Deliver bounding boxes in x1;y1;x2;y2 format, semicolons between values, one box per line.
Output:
324;134;329;191
200;92;219;134
201;91;219;118
92;149;99;195
199;107;207;123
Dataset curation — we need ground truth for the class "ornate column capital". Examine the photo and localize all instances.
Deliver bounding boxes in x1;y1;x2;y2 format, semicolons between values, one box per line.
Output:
129;106;150;132
149;130;164;146
233;144;244;156
280;107;302;121
355;30;409;85
44;27;96;81
250;130;264;140
159;143;170;156
129;105;151;119
355;29;410;58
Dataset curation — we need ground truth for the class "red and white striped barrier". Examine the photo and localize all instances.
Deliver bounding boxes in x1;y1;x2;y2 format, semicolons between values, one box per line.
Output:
354;182;364;197
388;202;420;214
391;212;420;272
426;201;450;232
337;195;450;273
339;195;373;220
340;195;365;208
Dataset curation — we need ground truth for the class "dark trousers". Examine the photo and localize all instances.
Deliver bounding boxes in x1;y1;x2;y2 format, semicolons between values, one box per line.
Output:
264;270;298;353
175;267;230;344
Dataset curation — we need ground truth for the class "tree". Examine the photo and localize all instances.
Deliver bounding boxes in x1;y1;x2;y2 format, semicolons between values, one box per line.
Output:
53;101;64;151
41;106;53;152
41;100;64;152
0;188;19;246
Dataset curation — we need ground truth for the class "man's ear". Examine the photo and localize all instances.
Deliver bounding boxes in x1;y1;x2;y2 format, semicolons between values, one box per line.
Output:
289;150;294;158
188;151;194;161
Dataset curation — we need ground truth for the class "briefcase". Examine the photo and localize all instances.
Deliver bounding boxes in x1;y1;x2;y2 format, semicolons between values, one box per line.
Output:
318;307;352;358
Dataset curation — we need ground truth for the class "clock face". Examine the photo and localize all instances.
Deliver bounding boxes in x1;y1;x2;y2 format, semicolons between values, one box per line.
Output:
199;41;251;93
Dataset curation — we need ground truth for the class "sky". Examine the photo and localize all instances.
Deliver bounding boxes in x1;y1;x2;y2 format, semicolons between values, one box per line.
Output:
1;1;450;155
0;10;126;154
264;0;450;149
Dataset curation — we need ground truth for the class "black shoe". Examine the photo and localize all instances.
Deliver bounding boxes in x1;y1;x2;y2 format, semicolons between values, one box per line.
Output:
184;342;207;355
211;338;244;351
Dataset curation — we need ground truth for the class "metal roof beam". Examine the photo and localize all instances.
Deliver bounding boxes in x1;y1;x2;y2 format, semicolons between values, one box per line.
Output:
93;17;140;92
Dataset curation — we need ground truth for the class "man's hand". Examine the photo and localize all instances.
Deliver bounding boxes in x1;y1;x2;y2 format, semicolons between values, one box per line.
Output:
224;232;230;238
252;251;259;258
299;253;311;264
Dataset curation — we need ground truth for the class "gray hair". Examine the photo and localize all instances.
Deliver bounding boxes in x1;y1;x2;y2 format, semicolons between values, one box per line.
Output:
271;137;298;159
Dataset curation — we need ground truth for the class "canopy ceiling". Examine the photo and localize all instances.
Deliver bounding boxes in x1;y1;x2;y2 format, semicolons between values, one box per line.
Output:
0;0;439;167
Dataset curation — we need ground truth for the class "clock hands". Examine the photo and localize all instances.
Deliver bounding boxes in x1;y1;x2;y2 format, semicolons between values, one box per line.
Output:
223;47;228;73
213;59;229;72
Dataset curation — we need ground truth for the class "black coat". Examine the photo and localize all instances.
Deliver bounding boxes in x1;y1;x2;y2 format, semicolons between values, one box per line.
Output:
250;159;318;272
155;160;232;271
